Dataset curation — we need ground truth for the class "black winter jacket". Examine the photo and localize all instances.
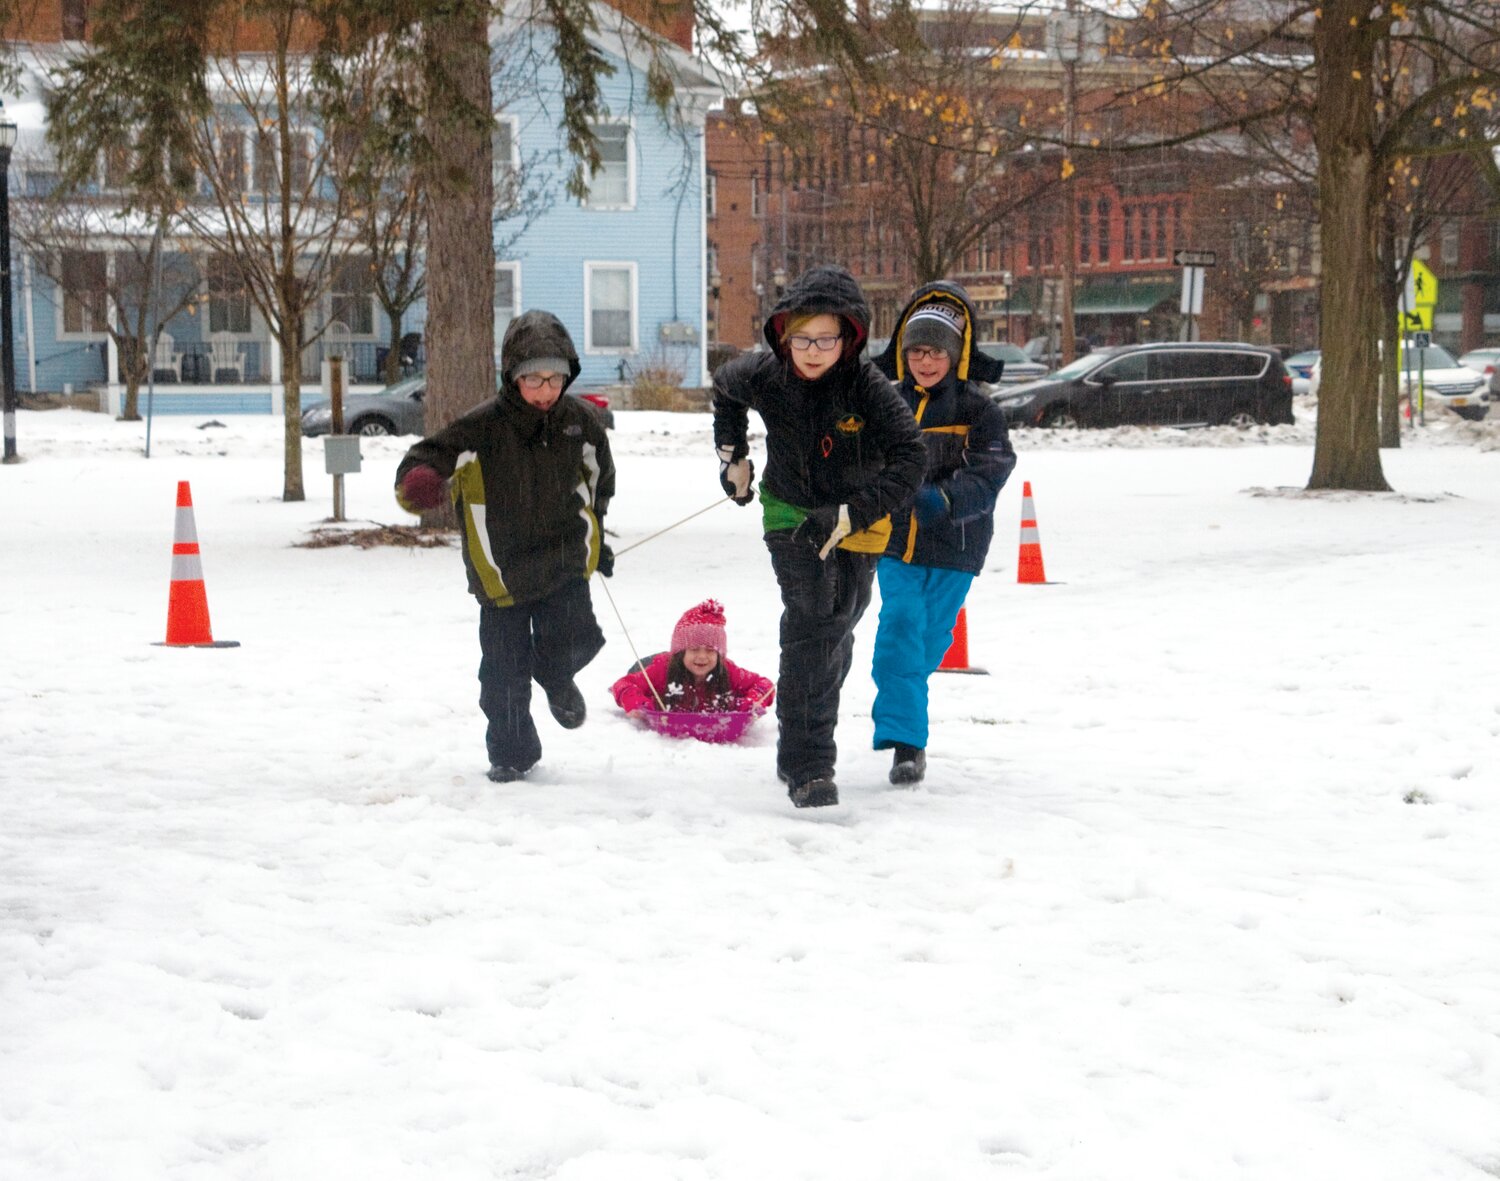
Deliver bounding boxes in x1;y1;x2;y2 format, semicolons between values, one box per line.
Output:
874;281;1017;574
712;265;925;533
395;310;614;607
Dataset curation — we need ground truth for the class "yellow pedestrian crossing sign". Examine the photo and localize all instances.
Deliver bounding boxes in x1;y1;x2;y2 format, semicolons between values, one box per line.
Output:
1401;259;1438;332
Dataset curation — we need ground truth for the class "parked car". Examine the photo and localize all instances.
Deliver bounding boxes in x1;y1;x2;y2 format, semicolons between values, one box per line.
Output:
1022;335;1090;371
990;341;1294;430
1308;346;1489;421
1284;349;1321;395
1457;347;1500;398
977;341;1050;385
301;376;615;437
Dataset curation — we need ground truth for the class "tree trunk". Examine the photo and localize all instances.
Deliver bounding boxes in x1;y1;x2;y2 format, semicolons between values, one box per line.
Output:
1307;0;1390;491
384;312;404;384
422;2;495;426
1378;276;1402;448
420;0;495;528
281;316;306;501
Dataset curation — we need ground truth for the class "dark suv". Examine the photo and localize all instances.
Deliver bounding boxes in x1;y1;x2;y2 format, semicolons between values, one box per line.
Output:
990;342;1294;429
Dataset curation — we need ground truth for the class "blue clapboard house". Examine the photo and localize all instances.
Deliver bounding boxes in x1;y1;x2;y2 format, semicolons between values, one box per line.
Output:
2;12;724;413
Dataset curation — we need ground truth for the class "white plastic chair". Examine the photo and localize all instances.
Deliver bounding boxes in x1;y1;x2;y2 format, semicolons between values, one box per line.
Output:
152;331;182;381
209;332;244;383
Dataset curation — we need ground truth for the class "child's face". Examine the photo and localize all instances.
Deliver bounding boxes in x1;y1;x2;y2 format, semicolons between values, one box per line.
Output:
516;370;566;411
682;646;720;677
785;313;844;381
906;346;952;389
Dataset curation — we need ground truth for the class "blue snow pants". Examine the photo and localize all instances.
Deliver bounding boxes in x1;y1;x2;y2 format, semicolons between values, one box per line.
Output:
871;559;975;751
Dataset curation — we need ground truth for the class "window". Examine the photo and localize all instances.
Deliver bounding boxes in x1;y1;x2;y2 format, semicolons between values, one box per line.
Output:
254;130;276;193
102;143;132;191
582;123;633;209
62;0;86;38
585;262;636;351
706;170;717;219
1155;205;1168;260
1440;222;1459;267
331;255;375;336
1097;199;1111;264
59;250;107;336
750;171;763;218
207;257;252;334
494;262;521;361
219;128;247;194
493;116;519;212
1096;353;1148;382
1079;199;1092;265
1122;206;1134;261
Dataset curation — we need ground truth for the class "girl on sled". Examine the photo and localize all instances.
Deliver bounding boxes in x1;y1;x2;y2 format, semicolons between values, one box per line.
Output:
611;601;773;734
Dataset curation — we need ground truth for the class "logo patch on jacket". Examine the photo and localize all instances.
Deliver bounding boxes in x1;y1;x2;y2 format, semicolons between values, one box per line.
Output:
835;414;865;436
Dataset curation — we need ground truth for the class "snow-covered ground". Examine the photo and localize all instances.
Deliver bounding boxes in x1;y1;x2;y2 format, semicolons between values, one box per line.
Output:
3;406;1498;1180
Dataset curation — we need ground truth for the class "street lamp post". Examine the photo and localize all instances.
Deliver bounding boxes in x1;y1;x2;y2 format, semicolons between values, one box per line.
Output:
0;108;18;464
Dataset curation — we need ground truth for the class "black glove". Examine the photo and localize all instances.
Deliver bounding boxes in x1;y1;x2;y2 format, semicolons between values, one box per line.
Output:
792;504;853;560
597;542;615;578
717;445;756;506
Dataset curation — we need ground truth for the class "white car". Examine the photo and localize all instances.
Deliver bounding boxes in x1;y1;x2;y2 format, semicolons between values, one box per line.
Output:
1308;345;1489;422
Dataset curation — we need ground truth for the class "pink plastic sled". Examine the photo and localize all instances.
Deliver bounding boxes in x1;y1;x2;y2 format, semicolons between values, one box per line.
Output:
635;707;766;745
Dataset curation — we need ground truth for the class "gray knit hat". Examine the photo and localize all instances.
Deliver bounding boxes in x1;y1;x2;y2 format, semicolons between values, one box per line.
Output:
902;302;965;361
511;356;570;380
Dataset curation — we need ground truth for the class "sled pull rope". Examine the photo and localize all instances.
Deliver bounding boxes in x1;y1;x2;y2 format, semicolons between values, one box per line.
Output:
613;498;727;558
596;577;669;711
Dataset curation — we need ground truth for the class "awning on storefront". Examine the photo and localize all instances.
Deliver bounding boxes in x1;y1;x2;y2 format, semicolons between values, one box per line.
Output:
1072;280;1177;315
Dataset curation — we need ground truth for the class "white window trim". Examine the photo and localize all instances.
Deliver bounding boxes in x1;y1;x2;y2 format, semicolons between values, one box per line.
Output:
706;170;717;219
581;121;636;212
329;254;378;340
583;260;638;354
494;260;523;365
493;114;521;211
53;251;109;341
205;261;254;338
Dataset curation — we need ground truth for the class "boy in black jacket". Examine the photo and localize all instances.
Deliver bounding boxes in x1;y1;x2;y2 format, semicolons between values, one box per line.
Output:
713;265;926;807
395;310;615;784
870;282;1017;785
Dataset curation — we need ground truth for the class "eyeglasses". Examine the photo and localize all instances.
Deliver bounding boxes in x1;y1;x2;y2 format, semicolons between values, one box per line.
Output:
517;373;566;392
905;346;949;362
786;334;843;353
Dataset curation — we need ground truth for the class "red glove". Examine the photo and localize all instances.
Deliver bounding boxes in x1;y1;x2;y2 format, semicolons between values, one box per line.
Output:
398;465;446;511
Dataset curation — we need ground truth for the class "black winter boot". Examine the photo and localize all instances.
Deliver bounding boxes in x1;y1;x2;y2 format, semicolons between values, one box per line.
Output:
545;680;587;729
889;745;926;785
788;776;839;808
487;763;533;783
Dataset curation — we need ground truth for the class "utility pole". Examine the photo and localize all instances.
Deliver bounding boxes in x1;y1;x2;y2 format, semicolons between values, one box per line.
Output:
1060;26;1078;366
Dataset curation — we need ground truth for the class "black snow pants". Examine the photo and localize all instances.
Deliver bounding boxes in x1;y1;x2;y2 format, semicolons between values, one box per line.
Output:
477;578;605;770
765;529;878;785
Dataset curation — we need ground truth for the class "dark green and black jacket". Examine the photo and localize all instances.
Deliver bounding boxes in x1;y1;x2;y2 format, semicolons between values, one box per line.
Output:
395;310;614;607
712;265;925;548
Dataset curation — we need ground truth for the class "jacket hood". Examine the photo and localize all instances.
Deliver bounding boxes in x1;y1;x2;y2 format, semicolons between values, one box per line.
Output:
874;281;1004;386
761;265;871;363
499;310;582;400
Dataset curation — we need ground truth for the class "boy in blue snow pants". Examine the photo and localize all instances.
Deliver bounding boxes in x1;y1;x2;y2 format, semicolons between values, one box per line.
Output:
869;282;1017;785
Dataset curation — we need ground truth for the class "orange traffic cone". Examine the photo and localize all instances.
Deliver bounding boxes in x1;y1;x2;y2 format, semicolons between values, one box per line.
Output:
155;481;240;649
1017;480;1048;585
935;605;988;676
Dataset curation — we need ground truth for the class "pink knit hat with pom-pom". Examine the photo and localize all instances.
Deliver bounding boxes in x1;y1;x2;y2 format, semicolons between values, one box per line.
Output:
670;599;728;656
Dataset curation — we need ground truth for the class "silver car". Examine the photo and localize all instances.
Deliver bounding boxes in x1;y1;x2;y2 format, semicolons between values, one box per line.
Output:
1457;348;1500;398
302;376;427;437
978;341;1050;385
301;376;615;436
